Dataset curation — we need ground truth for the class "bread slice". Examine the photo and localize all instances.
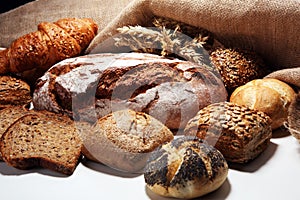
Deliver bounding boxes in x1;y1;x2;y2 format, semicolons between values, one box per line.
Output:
0;111;82;175
0;105;32;161
0;75;32;110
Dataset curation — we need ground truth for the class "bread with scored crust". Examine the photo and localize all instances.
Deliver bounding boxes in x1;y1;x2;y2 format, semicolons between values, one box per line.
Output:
33;52;227;130
144;136;228;199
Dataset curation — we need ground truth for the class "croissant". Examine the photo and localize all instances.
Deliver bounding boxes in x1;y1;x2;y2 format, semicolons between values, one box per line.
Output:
0;18;98;74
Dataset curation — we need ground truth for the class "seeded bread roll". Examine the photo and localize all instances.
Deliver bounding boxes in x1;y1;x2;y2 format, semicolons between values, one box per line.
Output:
144;136;228;199
210;48;267;92
0;75;31;109
80;109;174;173
184;102;272;163
230;78;296;129
33;52;227;130
0;111;82;175
0;105;32;161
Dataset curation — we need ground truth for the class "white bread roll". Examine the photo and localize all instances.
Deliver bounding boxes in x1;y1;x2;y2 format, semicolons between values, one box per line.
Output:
230;78;296;129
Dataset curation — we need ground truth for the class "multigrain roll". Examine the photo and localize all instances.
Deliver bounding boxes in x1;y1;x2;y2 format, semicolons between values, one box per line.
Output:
80;109;174;173
32;52;227;130
184;102;272;163
210;48;267;92
230;78;296;129
144;136;228;199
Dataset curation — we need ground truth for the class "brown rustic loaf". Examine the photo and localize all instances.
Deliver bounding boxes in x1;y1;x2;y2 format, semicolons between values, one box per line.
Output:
32;52;227;130
0;75;31;109
0;105;32;161
0;111;82;175
184;102;272;163
80;109;174;173
230;78;296;130
144;136;228;199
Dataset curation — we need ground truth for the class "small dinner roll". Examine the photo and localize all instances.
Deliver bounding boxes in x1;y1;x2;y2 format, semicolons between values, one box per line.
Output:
230;78;296;129
144;136;228;199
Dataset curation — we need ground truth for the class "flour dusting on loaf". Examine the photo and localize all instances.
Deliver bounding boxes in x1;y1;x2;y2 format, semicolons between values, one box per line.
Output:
33;53;227;129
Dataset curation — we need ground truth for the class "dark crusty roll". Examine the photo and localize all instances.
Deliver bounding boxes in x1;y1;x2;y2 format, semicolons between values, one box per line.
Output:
184;102;272;163
32;52;227;130
79;109;174;173
144;136;228;199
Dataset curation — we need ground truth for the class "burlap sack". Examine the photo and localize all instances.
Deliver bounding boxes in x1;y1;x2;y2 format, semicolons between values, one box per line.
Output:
87;0;300;69
0;0;299;135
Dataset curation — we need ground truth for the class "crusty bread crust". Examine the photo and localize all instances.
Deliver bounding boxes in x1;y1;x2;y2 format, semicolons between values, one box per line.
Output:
33;52;227;130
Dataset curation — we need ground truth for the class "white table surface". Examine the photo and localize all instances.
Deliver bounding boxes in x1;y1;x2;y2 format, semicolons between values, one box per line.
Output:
1;128;299;200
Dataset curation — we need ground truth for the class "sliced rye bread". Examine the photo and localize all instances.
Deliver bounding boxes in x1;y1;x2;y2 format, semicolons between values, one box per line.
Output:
0;111;83;175
0;105;32;161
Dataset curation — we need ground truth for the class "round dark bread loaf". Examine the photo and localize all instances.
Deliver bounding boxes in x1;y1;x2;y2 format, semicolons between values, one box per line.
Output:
79;109;174;173
32;53;227;130
144;136;228;199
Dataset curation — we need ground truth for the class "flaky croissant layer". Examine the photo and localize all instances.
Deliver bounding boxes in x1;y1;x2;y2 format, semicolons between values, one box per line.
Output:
0;18;98;74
